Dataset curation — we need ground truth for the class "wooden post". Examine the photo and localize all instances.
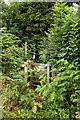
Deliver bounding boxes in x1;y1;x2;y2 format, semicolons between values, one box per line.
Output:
47;64;50;83
25;42;27;56
24;41;28;81
24;62;28;82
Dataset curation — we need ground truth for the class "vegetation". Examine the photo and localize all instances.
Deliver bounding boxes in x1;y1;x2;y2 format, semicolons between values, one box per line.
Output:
1;1;80;119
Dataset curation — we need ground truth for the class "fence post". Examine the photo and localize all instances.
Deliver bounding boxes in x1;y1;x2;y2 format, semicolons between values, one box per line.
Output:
47;64;50;83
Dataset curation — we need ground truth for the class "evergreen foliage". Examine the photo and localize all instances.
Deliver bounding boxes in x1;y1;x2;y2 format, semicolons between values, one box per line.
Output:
2;2;54;61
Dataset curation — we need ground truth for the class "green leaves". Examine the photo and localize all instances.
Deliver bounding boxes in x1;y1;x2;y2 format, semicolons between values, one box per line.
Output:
40;2;80;66
36;59;80;118
1;2;80;119
2;27;24;77
2;2;54;62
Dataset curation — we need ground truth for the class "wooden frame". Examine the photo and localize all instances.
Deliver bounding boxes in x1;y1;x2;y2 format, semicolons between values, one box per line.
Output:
21;60;50;83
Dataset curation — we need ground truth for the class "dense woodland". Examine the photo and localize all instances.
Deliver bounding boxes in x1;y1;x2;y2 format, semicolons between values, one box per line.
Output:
1;1;80;119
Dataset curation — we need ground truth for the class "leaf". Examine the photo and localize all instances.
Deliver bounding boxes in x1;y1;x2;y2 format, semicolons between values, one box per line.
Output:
34;102;42;108
32;105;37;113
18;110;21;114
